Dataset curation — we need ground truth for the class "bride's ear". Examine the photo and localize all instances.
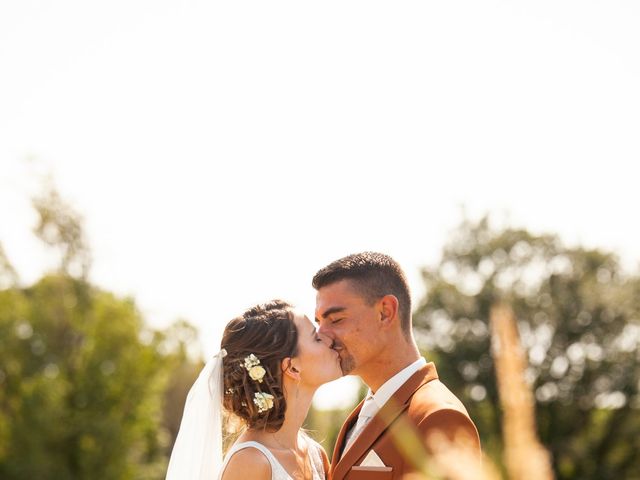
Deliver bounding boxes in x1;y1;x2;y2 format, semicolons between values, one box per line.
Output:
281;357;301;381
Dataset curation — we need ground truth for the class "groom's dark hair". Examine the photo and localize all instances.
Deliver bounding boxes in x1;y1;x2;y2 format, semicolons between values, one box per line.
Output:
312;252;412;336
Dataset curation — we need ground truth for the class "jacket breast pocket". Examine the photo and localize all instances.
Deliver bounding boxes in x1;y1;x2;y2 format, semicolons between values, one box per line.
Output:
346;466;393;479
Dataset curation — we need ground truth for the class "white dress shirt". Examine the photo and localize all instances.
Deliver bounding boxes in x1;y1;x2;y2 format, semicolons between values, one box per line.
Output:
342;357;427;455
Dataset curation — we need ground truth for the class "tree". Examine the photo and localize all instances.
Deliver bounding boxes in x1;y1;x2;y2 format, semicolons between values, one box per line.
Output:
0;243;18;290
157;319;203;451
0;276;173;479
413;216;640;479
31;180;91;279
0;183;196;479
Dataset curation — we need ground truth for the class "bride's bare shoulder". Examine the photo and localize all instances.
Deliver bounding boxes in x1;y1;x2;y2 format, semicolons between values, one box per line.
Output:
221;447;272;480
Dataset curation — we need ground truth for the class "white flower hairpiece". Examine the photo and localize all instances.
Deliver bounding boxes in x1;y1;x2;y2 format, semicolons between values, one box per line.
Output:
243;353;266;383
253;392;275;413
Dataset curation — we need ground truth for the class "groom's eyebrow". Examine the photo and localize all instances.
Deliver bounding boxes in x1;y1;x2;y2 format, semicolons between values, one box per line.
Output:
316;306;347;323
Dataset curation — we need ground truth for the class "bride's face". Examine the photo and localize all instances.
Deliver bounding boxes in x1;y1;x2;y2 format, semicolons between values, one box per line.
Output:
290;312;342;387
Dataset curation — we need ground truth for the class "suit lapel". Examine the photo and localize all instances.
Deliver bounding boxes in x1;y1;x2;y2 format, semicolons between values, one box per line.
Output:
330;400;362;468
332;363;439;480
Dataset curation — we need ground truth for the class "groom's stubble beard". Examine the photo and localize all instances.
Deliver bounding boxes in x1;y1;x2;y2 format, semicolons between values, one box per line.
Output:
332;340;356;375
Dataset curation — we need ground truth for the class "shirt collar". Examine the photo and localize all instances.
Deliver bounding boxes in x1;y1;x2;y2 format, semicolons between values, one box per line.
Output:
368;357;427;409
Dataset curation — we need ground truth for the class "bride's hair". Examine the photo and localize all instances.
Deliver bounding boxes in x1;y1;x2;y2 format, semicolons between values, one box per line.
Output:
221;299;298;431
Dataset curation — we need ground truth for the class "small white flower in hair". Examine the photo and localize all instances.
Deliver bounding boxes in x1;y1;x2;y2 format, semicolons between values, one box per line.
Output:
243;354;261;370
253;392;275;413
248;365;266;383
243;354;267;382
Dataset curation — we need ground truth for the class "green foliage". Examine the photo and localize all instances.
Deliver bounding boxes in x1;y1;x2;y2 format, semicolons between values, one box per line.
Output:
0;183;201;480
0;276;170;479
5;178;639;479
305;379;368;456
31;181;91;279
413;216;640;479
157;320;203;450
0;243;18;290
305;404;352;456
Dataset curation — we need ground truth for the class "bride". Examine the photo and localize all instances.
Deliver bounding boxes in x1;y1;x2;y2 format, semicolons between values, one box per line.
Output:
166;300;342;480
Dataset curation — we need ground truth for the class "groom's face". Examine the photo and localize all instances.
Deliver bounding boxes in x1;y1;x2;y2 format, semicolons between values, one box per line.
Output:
315;279;381;376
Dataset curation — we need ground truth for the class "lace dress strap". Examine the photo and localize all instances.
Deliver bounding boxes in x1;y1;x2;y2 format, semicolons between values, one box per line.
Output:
307;437;326;480
220;441;291;480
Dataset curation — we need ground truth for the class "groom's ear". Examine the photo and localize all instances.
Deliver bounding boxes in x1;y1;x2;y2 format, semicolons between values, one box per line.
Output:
378;294;399;329
281;357;301;381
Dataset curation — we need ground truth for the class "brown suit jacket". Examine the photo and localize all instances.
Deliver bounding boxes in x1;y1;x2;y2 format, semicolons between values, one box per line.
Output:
329;363;481;480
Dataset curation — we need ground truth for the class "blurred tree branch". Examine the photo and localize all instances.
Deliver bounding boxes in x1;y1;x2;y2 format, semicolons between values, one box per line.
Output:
414;214;640;479
31;179;91;279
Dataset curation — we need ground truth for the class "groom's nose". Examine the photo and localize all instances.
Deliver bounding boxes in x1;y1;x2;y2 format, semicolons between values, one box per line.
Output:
317;331;333;347
317;326;340;351
317;322;333;340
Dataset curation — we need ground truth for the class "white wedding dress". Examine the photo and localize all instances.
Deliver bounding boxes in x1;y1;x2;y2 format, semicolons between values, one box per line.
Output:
219;439;326;480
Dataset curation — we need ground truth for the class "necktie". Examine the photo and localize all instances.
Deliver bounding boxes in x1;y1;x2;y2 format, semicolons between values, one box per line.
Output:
343;394;377;454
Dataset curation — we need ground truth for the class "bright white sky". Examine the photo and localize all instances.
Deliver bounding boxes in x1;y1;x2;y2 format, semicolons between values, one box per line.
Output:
1;1;639;409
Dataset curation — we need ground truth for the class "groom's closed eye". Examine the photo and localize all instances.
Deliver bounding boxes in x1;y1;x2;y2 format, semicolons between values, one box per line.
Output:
318;306;347;321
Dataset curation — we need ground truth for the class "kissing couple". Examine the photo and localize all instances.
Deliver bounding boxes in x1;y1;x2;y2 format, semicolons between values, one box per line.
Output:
166;252;481;480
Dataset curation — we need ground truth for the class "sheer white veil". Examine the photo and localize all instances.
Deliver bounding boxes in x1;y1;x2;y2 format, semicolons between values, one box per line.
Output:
166;348;227;480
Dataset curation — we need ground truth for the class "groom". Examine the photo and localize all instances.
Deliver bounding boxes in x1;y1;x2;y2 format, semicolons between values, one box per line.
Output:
314;252;481;479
